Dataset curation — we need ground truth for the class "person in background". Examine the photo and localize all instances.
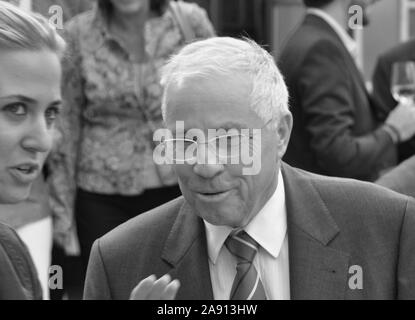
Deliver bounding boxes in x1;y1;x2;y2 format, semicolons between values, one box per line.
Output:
279;0;415;181
372;39;415;163
0;1;65;299
50;0;215;273
6;0;93;23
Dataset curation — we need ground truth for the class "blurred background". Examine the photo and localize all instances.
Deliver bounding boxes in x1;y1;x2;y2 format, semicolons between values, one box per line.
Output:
192;0;412;83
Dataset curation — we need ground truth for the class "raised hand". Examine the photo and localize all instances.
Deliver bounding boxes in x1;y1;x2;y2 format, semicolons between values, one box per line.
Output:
129;274;180;300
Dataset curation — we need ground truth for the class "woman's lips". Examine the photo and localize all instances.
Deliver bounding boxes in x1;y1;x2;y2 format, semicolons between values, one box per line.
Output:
8;164;40;184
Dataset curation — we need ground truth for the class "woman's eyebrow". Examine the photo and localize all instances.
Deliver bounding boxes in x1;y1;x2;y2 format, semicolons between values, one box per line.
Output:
49;100;63;107
0;94;36;103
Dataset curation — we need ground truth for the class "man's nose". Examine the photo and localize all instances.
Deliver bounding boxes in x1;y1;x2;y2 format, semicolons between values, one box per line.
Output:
192;143;224;178
21;118;53;153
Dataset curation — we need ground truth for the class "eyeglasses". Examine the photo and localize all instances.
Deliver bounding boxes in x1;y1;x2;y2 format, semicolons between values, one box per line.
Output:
159;119;274;163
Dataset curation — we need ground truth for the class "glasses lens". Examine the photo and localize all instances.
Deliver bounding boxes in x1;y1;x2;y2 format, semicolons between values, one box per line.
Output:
165;139;197;161
214;134;243;159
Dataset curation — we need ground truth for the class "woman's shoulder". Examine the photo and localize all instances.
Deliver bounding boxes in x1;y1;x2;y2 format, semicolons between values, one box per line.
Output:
0;222;42;300
64;8;96;36
174;1;216;38
0;221;20;245
0;222;31;269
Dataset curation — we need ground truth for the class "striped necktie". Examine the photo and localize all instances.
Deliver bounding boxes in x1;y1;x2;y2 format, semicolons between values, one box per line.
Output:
225;230;267;300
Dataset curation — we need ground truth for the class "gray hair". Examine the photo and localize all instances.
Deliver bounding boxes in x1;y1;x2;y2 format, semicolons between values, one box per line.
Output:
0;1;65;55
160;37;289;130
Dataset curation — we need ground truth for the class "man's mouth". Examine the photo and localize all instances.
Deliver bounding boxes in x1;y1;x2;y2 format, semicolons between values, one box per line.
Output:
196;190;232;202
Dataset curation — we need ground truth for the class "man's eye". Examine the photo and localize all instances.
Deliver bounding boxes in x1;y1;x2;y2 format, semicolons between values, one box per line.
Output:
224;135;241;146
4;103;27;116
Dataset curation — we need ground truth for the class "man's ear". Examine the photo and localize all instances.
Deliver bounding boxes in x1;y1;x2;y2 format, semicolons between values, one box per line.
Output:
276;113;293;159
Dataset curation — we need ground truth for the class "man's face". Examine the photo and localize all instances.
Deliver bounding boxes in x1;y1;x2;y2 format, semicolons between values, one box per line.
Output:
164;74;292;228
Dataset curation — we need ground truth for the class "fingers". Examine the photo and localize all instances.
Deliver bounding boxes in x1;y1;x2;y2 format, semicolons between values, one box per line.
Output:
130;274;181;300
130;274;157;300
162;279;181;300
147;274;173;300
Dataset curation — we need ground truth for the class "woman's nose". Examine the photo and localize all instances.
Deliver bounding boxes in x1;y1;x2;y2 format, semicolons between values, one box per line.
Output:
21;118;53;153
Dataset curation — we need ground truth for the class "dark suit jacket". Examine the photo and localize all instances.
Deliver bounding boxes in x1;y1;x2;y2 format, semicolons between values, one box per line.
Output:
376;155;415;198
0;222;42;300
372;39;415;162
279;14;396;181
84;163;415;299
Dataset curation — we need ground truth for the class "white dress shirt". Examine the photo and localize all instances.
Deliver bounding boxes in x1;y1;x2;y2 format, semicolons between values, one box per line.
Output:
307;8;358;59
204;170;290;300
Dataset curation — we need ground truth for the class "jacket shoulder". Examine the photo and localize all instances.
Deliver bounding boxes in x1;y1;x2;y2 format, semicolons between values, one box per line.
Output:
279;22;343;78
286;164;410;220
280;19;336;56
307;169;410;223
98;197;184;254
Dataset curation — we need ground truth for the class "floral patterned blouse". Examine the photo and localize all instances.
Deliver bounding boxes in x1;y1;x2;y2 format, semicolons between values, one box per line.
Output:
48;1;215;236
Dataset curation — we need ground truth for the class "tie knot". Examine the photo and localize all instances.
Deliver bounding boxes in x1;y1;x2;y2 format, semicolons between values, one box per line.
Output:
225;231;259;263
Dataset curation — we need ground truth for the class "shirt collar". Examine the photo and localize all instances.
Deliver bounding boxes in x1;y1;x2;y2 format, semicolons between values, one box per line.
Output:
204;170;287;264
306;8;357;57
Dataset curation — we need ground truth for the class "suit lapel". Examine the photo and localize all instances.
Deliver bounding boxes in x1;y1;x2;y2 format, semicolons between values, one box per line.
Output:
161;201;213;300
282;164;350;299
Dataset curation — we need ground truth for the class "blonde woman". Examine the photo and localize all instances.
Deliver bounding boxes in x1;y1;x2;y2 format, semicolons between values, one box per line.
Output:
0;1;65;299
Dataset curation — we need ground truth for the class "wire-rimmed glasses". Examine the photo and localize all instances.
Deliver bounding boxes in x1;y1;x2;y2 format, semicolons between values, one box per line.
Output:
159;120;273;164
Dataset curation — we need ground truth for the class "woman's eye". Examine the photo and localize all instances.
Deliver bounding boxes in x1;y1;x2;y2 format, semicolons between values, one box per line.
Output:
4;103;27;116
45;107;60;124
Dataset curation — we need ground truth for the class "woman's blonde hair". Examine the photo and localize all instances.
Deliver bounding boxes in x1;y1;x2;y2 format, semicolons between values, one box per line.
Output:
0;1;65;55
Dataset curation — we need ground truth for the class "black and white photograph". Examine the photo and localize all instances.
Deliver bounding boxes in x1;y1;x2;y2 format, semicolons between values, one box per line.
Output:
0;0;414;308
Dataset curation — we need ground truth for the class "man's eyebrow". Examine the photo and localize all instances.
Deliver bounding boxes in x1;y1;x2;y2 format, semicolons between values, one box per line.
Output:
219;121;250;129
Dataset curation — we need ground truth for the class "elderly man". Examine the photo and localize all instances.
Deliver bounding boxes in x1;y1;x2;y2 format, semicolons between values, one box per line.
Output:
84;37;415;300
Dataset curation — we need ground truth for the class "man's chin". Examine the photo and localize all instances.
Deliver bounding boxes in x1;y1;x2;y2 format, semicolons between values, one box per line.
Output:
195;202;244;227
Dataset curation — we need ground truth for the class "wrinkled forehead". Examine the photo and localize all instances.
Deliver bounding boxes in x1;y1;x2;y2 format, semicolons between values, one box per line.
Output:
163;74;263;131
